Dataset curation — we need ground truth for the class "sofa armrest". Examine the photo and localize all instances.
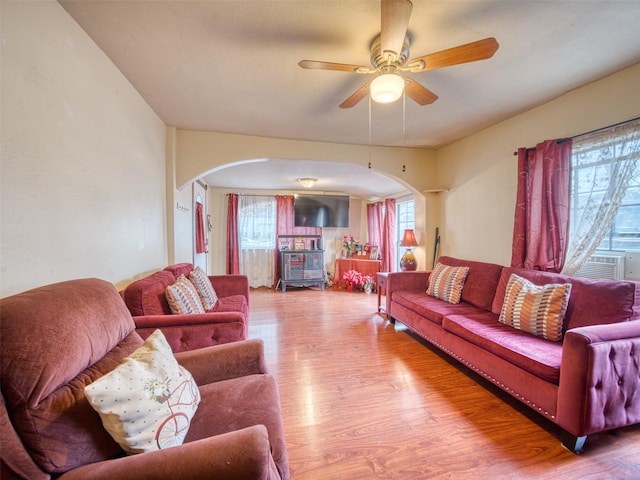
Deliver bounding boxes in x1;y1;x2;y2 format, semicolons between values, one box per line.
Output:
134;312;245;329
175;339;269;385
59;425;281;480
557;320;640;437
385;271;430;317
210;275;250;305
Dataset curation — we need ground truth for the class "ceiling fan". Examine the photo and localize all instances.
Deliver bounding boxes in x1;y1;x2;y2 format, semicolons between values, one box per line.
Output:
298;0;499;109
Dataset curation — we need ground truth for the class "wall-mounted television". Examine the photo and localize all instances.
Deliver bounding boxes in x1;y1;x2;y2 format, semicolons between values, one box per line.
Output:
294;194;349;228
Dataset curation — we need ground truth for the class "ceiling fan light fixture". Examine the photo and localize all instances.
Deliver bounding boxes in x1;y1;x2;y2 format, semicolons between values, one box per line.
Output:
370;73;405;103
297;177;318;189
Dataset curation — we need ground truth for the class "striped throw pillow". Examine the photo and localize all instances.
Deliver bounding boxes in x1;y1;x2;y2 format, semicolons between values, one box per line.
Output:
165;275;205;315
189;266;218;310
426;263;469;304
499;273;571;342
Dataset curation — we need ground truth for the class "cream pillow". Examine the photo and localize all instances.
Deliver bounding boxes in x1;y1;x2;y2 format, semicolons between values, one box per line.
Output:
189;266;219;310
499;273;572;342
85;329;201;454
426;263;470;304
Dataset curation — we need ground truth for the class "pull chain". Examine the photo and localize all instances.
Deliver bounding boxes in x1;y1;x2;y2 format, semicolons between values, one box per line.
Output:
368;94;372;169
402;89;406;173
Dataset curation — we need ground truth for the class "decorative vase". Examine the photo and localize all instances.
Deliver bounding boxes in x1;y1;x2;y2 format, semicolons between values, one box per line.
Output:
364;285;373;294
346;283;354;292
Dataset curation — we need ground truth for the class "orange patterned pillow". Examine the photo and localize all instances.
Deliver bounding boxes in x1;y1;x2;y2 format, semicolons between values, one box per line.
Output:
426;263;469;304
499;273;571;342
165;275;205;315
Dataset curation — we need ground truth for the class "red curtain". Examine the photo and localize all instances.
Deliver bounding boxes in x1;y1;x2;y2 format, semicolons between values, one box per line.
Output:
381;198;396;272
366;202;383;256
195;202;206;254
274;195;321;287
511;139;572;272
226;194;240;274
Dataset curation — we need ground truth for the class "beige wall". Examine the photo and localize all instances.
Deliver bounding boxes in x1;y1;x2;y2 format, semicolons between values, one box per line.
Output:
175;130;437;192
175;130;436;273
0;1;168;296
434;63;640;267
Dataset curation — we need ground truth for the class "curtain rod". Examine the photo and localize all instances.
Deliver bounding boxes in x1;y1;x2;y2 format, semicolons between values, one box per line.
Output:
512;116;640;155
226;193;290;197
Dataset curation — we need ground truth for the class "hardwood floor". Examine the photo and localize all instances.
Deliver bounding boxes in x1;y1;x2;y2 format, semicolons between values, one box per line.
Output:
248;287;640;480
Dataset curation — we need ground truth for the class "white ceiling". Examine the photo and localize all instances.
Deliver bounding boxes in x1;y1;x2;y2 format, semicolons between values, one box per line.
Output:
59;0;640;199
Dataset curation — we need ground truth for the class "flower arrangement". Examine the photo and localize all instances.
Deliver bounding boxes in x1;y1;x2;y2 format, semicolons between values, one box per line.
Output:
342;271;376;293
342;269;363;287
342;235;356;258
362;275;376;292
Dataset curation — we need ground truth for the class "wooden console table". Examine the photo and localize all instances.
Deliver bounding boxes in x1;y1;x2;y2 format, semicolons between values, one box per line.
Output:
334;258;382;289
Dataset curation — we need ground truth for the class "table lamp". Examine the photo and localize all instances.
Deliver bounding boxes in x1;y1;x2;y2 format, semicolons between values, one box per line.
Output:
399;229;418;271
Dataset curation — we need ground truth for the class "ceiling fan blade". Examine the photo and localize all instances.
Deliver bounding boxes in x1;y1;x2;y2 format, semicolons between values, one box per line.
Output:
381;0;413;58
404;78;438;105
408;37;499;72
339;82;371;109
298;60;370;73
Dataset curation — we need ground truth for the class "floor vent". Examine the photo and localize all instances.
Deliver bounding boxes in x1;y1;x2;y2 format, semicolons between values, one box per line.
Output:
574;253;625;280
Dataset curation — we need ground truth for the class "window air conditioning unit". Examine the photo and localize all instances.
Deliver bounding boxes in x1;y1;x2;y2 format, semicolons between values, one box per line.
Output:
574;252;625;280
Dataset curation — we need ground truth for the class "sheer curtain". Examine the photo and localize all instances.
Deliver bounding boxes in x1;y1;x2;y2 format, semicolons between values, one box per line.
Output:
238;195;276;288
562;120;640;275
511;140;572;273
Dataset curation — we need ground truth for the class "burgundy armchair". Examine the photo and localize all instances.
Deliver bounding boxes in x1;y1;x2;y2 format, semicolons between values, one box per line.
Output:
1;278;289;479
122;263;250;352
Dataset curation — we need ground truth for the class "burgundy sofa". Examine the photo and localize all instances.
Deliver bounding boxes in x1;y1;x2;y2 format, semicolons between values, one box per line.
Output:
1;278;289;479
385;256;640;452
122;263;249;352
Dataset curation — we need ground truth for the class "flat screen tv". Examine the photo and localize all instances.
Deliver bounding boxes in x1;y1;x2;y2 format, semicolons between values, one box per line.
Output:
294;194;349;228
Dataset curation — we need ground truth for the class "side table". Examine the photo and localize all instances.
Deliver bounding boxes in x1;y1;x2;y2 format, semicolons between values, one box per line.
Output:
377;272;389;319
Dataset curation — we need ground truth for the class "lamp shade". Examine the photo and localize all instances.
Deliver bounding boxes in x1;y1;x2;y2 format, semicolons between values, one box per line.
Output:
400;229;418;247
370;73;405;103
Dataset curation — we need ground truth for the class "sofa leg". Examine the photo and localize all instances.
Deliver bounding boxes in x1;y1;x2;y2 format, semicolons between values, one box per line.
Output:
561;431;587;453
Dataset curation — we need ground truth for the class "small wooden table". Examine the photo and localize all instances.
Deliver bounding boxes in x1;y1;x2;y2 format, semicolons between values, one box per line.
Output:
377;272;389;318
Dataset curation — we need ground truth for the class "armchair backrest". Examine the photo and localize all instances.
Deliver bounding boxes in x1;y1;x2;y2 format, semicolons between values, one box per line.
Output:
122;270;176;316
1;279;143;477
164;262;195;279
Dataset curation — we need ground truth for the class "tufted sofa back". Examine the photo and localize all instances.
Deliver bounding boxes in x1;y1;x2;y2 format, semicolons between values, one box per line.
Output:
492;266;640;331
1;278;144;477
437;256;503;311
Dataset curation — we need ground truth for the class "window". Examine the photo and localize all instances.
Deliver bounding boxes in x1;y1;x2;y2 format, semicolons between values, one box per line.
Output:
238;196;276;249
569;118;640;254
396;199;415;268
598;175;640;251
